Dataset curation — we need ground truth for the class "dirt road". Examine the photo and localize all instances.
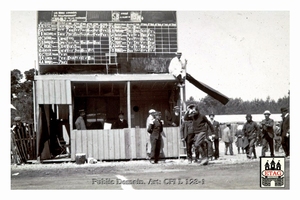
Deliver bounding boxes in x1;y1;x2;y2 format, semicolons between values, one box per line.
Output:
11;146;290;190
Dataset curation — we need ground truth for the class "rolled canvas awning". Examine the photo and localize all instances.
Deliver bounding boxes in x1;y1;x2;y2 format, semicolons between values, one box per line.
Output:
186;73;230;105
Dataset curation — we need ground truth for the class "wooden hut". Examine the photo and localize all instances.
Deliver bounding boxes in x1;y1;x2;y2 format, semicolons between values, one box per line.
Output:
34;11;186;161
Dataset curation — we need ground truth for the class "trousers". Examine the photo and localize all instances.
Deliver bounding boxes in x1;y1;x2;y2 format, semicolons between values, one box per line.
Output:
261;134;274;157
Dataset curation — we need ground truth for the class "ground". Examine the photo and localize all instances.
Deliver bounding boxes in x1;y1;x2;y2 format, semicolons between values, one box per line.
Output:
11;142;289;190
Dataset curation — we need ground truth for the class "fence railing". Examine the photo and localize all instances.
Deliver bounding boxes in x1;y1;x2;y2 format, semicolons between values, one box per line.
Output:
11;123;37;164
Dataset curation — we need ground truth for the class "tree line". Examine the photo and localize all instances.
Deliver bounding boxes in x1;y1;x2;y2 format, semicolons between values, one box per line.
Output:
11;68;290;124
186;94;289;116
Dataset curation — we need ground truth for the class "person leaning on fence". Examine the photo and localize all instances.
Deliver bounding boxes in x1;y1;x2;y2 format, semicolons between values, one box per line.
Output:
242;114;260;159
189;104;215;165
146;109;156;158
113;111;128;129
180;104;195;164
147;111;163;164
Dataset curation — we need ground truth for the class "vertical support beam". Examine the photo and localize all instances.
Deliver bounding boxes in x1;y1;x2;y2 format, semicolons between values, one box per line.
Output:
69;104;73;131
178;85;184;159
127;81;131;128
33;80;37;132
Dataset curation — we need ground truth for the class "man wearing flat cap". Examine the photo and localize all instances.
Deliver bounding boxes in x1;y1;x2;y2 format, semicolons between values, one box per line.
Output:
75;109;86;130
260;110;275;157
280;107;289;158
168;51;187;85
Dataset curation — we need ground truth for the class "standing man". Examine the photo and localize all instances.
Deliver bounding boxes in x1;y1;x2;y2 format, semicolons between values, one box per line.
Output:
274;122;282;152
180;104;195;164
146;109;156;158
260;110;275;157
165;106;180;127
148;111;163;164
222;123;234;155
168;51;187;85
208;114;220;160
242;114;260;159
75;109;86;130
280;107;290;158
113;111;128;129
189;104;215;165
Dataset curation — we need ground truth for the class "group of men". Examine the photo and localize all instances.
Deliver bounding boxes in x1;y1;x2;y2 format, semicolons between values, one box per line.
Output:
75;109;128;130
179;106;290;164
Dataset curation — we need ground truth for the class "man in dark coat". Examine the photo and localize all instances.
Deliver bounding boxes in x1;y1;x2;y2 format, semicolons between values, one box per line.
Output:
114;112;128;129
180;104;195;164
148;111;163;164
280;107;290;158
189;104;215;165
260;110;275;157
242;114;260;159
207;113;220;159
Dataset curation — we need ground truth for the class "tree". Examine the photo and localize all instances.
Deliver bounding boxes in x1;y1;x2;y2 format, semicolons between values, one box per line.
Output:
11;68;36;124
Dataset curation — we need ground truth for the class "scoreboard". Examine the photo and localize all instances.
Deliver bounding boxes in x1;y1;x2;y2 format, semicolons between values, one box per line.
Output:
38;11;178;65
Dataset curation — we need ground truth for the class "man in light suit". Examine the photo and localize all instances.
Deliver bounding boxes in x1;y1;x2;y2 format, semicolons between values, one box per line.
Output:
280;107;290;158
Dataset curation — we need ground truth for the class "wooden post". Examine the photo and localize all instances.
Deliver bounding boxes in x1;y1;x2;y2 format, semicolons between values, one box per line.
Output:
127;81;131;128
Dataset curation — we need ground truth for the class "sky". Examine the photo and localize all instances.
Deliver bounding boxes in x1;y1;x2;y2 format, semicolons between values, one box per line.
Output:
7;1;297;103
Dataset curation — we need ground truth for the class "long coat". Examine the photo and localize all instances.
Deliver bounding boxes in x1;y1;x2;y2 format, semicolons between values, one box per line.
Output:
281;114;290;137
235;125;244;148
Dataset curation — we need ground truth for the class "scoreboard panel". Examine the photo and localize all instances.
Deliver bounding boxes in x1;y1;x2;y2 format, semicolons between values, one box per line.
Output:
37;11;178;65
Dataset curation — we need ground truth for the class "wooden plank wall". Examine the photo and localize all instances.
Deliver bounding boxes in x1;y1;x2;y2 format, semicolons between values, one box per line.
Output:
71;127;181;161
70;124;241;161
35;80;72;104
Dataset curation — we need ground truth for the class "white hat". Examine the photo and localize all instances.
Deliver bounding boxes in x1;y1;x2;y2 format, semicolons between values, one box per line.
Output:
263;110;271;115
149;109;156;114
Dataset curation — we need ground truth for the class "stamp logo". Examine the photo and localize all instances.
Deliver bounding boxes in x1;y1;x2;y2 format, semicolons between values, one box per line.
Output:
260;156;285;188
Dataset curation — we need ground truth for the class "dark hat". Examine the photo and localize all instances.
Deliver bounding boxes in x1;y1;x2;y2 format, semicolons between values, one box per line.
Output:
154;111;162;116
118;111;124;116
280;107;288;113
209;113;215;117
246;114;252;118
175;51;182;55
226;123;231;126
79;109;85;113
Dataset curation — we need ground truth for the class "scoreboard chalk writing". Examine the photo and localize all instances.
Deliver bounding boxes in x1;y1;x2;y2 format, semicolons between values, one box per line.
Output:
38;11;177;65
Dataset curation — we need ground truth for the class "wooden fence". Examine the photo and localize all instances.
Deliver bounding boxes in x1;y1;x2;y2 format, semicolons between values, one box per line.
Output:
11;123;37;164
71;124;241;161
71;127;184;161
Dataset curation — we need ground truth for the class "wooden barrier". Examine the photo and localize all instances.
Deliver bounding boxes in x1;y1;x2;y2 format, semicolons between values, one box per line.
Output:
71;127;182;161
11;123;37;164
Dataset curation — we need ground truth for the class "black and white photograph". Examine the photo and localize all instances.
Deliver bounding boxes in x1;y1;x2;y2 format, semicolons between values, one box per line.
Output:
5;0;299;195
